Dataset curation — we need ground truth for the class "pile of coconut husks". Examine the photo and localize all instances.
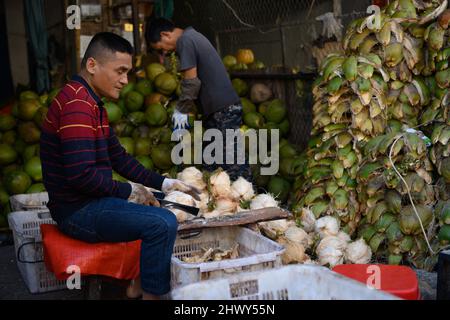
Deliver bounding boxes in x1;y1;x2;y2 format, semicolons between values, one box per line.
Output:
181;244;240;263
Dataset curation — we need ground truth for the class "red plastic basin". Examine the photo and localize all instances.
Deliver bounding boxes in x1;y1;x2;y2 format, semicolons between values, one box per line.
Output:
332;264;420;300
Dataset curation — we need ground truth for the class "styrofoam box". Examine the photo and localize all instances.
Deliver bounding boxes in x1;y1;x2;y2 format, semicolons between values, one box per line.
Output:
7;210;67;294
170;264;400;300
171;227;284;288
9;192;49;212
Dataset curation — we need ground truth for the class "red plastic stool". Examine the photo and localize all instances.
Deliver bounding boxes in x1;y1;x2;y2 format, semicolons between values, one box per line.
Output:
40;224;141;299
332;264;420;300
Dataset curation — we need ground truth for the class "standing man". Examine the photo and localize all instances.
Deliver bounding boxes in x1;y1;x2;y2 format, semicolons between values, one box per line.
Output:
145;18;251;181
40;32;200;300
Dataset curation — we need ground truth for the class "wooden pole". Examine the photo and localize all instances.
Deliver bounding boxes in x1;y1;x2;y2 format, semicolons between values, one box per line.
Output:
131;0;140;55
333;0;342;41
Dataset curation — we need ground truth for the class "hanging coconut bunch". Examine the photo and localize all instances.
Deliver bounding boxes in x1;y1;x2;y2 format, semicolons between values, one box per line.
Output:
425;8;450;205
291;0;450;270
427;66;450;250
435;200;450;244
291;51;373;236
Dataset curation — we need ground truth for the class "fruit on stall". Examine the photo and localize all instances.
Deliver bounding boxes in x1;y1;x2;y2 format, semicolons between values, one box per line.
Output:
125;91;144;112
146;63;166;81
153;72;178;96
222;55;237;70
104;101;123;124
236;49;255;65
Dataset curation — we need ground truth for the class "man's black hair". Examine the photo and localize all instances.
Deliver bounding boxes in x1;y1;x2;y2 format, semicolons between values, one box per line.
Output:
145;17;176;45
81;32;134;68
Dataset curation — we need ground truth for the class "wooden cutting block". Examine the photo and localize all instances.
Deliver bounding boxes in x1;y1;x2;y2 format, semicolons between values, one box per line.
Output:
177;207;292;233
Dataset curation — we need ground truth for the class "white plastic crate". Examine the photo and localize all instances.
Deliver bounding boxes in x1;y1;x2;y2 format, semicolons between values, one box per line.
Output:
170;265;400;300
7;210;67;294
9;192;49;212
171;227;284;288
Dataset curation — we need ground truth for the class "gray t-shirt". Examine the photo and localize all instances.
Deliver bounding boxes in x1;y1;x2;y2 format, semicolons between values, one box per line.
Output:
176;27;240;117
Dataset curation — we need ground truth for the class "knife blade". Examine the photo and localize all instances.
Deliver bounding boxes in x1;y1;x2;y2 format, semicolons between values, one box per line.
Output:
158;199;200;216
153;191;200;216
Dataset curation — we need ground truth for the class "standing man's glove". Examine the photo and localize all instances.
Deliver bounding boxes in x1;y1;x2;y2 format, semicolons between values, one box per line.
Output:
162;178;202;201
172;109;189;129
172;110;189;141
128;182;160;207
172;77;201;141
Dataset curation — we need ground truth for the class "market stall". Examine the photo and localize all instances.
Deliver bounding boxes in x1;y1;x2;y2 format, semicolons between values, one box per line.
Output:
0;0;449;301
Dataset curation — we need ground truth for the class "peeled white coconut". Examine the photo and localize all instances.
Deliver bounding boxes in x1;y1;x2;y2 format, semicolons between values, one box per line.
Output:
316;236;347;268
237;205;250;213
214;197;238;216
164;191;196;223
345;239;372;264
315;216;340;238
262;219;293;233
200;210;222;219
299;208;316;233
164;191;196;206
196;191;211;213
258;219;295;240
303;257;320;265
337;231;351;243
231;177;255;201
210;170;233;198
277;236;306;264
177;166;206;191
250;193;279;210
284;226;313;249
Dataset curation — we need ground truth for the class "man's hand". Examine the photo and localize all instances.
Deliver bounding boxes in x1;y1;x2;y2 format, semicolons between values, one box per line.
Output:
128;182;160;207
162;178;202;201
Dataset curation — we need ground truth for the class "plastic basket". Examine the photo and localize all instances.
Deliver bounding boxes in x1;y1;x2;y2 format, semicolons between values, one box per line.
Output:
7;210;67;294
171;227;284;288
170;265;399;300
9;192;49;212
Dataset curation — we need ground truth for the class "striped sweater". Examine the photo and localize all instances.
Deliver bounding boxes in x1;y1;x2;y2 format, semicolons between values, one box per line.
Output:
40;75;165;223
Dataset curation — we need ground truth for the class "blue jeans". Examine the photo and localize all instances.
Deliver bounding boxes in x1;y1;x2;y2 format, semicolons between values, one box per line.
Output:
57;197;178;295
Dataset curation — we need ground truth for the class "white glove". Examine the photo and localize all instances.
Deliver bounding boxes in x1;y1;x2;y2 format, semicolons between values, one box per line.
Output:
172;110;190;141
128;182;160;206
161;178;201;201
316;12;343;39
172;109;189;130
